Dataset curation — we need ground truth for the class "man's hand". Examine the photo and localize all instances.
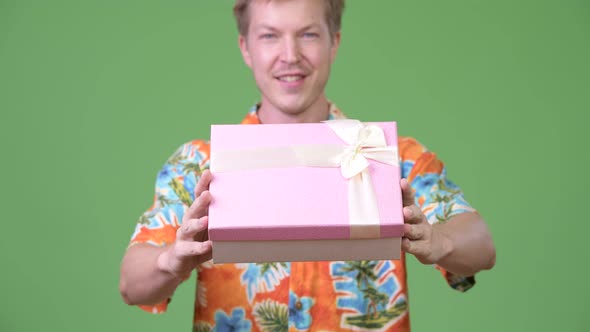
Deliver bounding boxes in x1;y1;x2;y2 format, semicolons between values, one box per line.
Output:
119;170;216;305
157;170;213;279
400;178;453;265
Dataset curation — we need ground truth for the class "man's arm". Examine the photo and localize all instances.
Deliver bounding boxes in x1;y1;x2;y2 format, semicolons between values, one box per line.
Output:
427;212;495;276
120;244;187;305
400;179;496;277
119;171;213;306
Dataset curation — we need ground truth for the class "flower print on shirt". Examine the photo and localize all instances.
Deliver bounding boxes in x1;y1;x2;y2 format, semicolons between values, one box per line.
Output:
288;291;314;330
238;262;290;303
213;308;252;332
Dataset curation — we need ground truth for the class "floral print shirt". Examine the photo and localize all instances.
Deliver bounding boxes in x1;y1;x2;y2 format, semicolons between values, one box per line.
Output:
129;104;477;331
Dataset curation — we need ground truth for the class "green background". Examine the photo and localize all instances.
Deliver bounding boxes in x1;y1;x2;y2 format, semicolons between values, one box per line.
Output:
1;0;588;331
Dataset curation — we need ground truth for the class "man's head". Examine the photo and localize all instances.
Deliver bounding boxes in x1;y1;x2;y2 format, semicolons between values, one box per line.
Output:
234;0;345;120
234;0;345;40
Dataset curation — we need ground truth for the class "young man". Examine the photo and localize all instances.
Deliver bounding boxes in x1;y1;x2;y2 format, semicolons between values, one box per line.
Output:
119;0;496;330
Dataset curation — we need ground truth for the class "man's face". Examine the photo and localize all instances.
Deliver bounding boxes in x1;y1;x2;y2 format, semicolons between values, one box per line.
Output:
239;0;340;115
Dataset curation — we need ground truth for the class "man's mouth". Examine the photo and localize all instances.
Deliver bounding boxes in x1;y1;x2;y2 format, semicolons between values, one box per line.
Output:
276;75;305;82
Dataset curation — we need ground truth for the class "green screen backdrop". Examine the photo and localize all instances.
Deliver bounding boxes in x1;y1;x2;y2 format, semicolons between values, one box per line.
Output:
1;1;588;331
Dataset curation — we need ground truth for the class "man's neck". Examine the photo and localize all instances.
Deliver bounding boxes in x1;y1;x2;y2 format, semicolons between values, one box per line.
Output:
257;96;330;124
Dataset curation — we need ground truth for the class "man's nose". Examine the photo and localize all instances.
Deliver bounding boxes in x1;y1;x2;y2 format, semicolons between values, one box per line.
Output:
279;37;301;64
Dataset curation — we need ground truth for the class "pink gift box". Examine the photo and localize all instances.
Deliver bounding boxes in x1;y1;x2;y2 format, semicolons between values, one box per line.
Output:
208;121;404;263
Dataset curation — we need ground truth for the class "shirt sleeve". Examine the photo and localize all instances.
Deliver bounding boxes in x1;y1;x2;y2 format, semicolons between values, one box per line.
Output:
399;137;477;292
128;140;209;313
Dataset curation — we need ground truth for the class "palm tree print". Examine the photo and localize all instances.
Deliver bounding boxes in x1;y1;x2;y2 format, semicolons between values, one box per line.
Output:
337;261;407;329
430;177;464;223
437;178;462;195
192;322;212;332
157;194;177;207
340;260;379;288
169;178;193;207
362;285;389;319
257;262;288;276
138;210;158;225
435;202;456;223
137;213;152;225
183;162;202;176
166;149;187;165
433;193;452;204
253;300;288;332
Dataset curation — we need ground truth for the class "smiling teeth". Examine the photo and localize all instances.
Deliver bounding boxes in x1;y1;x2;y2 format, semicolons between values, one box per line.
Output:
279;76;303;82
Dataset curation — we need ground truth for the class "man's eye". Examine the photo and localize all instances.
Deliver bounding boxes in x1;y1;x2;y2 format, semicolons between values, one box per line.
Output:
260;33;276;39
303;32;319;39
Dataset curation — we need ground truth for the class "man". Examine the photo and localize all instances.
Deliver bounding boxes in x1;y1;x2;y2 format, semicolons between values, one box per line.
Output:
119;0;496;331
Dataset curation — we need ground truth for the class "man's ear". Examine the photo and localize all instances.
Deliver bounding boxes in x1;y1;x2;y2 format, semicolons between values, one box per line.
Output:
330;31;341;64
239;35;253;68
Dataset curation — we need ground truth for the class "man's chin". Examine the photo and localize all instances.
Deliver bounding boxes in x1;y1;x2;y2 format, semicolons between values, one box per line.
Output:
270;98;309;115
277;105;306;115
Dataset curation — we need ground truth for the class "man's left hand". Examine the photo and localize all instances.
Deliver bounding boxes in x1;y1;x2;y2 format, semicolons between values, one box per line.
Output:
400;178;453;265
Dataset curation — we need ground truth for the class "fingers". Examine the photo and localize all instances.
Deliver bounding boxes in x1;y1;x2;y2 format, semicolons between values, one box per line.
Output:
158;239;213;278
195;190;211;218
403;205;427;225
403;224;426;240
401;180;426;226
174;240;213;260
401;238;429;258
402;223;449;265
164;217;212;276
185;169;212;220
194;169;212;198
194;246;213;265
185;190;212;220
400;178;415;207
177;217;208;241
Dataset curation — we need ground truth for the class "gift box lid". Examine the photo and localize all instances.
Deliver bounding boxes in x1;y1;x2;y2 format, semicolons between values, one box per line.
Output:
208;121;404;242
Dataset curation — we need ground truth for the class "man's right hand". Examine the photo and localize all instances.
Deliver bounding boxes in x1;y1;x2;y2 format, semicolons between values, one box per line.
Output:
157;169;213;279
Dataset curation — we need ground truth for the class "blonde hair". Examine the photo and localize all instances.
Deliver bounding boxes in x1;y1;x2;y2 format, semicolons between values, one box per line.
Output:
233;0;345;37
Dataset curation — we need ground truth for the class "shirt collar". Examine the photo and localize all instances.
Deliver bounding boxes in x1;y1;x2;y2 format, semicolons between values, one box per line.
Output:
240;102;347;125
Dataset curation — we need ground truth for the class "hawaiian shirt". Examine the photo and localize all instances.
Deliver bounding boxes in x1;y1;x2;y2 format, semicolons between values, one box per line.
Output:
129;103;477;331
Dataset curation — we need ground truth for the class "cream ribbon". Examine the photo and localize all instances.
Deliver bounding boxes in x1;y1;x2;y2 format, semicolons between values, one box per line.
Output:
210;120;399;239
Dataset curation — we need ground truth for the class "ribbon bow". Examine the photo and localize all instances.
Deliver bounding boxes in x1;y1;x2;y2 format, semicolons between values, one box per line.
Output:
327;120;399;179
325;120;399;238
